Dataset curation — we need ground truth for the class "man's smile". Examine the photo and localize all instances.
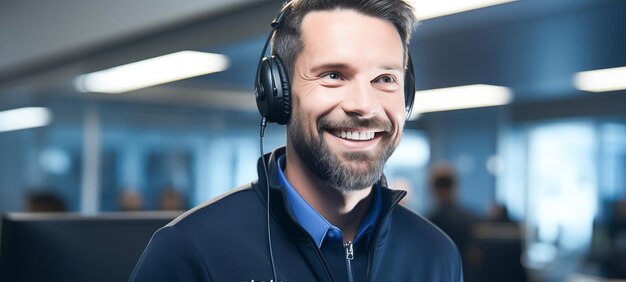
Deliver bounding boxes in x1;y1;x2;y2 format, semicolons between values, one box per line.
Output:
331;130;385;141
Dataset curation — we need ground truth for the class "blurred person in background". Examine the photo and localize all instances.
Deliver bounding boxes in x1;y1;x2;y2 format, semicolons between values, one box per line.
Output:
119;190;144;211
158;187;186;211
586;199;626;279
25;190;67;212
428;162;480;281
606;200;626;278
471;202;527;282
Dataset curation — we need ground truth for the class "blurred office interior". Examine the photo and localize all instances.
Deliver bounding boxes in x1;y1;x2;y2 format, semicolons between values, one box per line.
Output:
1;0;626;281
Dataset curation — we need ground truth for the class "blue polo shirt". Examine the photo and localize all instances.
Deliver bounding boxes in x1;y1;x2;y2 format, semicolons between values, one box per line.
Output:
276;155;382;248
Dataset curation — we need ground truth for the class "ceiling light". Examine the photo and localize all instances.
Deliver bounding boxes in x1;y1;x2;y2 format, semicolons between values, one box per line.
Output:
408;84;512;120
573;66;626;93
74;51;229;94
412;0;517;20
0;107;52;133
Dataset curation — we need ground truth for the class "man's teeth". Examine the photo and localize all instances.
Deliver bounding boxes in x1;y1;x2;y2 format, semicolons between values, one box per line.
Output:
335;131;375;141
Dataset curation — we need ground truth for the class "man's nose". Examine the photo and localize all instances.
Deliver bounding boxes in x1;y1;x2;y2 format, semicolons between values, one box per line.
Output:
340;80;380;119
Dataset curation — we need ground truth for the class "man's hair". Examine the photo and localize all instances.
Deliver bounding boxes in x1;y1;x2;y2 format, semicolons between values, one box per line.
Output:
272;0;418;78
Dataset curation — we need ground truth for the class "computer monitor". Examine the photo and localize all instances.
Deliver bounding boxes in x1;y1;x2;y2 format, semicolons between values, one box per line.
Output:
0;211;180;282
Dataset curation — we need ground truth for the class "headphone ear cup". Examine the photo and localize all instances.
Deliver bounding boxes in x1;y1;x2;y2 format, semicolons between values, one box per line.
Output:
404;55;416;118
255;56;291;125
271;56;291;125
255;57;272;120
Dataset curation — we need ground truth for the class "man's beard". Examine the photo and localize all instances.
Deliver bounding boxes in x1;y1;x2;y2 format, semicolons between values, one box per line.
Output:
287;112;397;193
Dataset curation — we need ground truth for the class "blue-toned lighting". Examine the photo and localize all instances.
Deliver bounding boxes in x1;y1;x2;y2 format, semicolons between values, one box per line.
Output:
408;84;512;120
74;51;229;94
574;66;626;93
412;0;517;20
0;107;52;133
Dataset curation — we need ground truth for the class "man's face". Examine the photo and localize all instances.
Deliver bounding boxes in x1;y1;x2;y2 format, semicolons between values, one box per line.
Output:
287;9;407;193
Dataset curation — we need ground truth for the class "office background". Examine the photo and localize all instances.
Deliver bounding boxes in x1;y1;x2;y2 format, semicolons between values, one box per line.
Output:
1;0;626;281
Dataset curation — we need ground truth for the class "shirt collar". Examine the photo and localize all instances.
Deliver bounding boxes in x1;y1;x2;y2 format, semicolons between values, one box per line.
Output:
276;154;381;248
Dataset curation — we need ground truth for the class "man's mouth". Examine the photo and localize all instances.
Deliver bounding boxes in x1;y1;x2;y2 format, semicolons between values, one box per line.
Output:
332;130;377;141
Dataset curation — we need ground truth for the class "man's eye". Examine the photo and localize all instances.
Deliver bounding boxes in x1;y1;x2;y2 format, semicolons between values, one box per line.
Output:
377;75;395;83
323;72;342;80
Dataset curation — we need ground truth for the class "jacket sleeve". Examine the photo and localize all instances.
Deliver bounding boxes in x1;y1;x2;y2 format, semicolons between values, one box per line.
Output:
129;226;210;282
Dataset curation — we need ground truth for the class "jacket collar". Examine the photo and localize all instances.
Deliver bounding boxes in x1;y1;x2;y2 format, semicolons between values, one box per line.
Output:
253;146;407;245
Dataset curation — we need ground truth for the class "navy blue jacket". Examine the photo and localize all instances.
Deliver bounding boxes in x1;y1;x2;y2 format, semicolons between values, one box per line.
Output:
130;147;463;281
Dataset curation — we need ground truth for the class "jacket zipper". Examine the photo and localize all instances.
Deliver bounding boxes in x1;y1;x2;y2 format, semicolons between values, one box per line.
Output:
344;241;355;282
365;191;406;282
267;172;405;282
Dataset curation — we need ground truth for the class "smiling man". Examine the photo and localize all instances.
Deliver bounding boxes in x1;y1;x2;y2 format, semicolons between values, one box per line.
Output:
131;1;463;281
284;8;408;244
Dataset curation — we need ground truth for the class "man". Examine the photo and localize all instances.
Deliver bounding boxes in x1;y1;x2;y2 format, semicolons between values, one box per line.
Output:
130;0;463;281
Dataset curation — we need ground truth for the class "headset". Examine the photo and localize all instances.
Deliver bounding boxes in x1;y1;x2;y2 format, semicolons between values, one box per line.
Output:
254;3;416;281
